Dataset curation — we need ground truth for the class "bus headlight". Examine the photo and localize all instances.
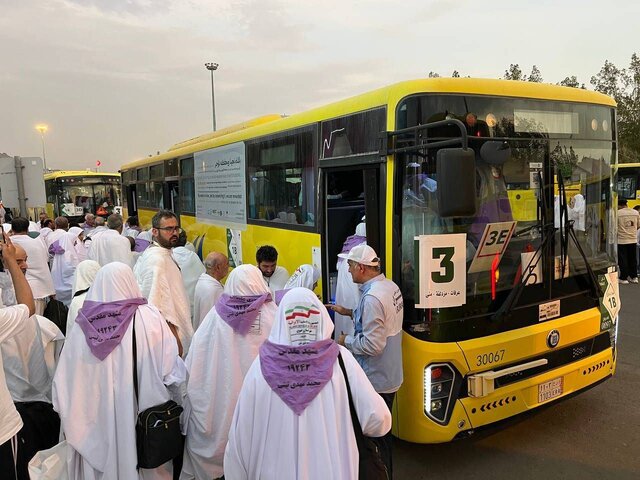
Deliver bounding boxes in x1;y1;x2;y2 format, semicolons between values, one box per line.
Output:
424;363;458;425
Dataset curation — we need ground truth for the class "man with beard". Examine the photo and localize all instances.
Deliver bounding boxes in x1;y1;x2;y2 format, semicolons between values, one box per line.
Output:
134;210;192;356
256;245;288;297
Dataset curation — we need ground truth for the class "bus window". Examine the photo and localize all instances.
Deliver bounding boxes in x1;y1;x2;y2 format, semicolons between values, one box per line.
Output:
247;127;317;226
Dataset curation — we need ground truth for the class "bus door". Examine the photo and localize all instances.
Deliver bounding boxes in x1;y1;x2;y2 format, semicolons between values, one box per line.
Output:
321;163;384;304
126;184;137;217
164;179;180;216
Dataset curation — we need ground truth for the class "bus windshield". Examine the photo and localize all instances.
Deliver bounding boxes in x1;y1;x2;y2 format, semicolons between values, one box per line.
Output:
396;95;617;341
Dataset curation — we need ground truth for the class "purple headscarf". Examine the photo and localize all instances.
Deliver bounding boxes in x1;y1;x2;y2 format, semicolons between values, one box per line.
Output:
215;292;272;335
48;240;65;255
76;298;148;360
274;289;292;305
260;338;339;415
133;237;151;253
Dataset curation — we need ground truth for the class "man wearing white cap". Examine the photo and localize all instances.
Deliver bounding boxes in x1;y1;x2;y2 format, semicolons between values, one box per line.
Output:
328;243;403;477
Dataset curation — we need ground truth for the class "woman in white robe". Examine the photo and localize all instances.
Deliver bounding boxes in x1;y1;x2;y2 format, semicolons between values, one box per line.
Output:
224;287;391;480
52;262;186;480
181;264;276;480
50;227;82;307
283;264;320;290
334;222;366;337
66;260;101;333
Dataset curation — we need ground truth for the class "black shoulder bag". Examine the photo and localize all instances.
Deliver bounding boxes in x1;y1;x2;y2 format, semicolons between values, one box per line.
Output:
43;298;69;336
132;315;184;469
337;353;389;480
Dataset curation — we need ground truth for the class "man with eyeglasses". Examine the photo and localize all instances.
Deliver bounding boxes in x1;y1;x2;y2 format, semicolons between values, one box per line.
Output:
328;244;403;477
134;210;193;356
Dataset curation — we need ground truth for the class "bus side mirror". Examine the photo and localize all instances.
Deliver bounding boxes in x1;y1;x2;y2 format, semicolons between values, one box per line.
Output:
437;148;476;217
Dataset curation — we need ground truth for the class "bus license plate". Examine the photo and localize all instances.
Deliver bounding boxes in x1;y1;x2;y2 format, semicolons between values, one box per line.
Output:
538;377;563;403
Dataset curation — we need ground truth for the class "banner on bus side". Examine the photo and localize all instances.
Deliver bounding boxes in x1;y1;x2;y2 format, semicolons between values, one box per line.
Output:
414;233;466;309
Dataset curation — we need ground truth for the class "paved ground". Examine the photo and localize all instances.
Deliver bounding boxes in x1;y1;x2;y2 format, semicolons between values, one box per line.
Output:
394;284;639;480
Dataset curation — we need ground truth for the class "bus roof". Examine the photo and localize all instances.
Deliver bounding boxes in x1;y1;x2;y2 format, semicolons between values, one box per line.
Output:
121;78;616;171
44;170;120;181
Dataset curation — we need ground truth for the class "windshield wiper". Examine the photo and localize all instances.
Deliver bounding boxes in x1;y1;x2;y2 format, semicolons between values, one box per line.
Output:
557;173;602;298
493;171;550;321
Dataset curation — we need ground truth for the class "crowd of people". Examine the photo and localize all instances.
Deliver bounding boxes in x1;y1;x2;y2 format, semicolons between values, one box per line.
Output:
0;209;403;480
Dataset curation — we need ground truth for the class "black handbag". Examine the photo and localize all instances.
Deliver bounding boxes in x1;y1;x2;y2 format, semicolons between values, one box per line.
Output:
132;315;184;469
337;353;389;480
43;298;69;335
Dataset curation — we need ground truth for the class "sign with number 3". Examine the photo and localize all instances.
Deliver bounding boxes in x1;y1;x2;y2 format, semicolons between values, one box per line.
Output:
415;234;467;308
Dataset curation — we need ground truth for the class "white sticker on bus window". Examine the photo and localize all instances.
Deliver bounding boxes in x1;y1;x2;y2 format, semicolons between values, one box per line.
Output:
227;229;242;268
415;234;466;309
468;221;517;274
539;300;560;322
521;251;542;285
602;271;620;321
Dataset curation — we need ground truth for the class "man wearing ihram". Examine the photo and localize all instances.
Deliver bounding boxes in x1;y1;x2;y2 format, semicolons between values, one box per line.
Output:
330;244;404;478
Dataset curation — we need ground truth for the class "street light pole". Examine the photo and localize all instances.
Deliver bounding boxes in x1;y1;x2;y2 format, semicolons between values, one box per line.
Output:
35;124;48;171
205;62;219;131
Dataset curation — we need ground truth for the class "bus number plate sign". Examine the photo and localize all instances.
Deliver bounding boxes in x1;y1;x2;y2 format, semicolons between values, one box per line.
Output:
415;234;467;308
538;377;563;403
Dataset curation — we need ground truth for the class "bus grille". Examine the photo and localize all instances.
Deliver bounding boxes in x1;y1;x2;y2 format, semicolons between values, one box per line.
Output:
492;332;611;389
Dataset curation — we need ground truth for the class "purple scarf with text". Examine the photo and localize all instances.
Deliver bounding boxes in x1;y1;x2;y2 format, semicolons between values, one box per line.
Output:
260;338;339;415
76;298;148;360
215;292;272;335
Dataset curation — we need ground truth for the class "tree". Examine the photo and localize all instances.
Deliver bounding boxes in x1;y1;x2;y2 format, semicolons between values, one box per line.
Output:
503;64;542;82
504;64;524;81
591;53;640;162
452;70;460;78
428;71;441;78
558;76;585;89
527;65;543;83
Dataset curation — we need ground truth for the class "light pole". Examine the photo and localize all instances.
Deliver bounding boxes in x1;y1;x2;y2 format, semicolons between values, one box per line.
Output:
35;124;48;171
205;62;219;131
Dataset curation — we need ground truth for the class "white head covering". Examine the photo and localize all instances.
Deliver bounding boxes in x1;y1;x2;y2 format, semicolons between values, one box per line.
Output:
72;260;101;296
224;264;269;296
269;287;333;345
87;262;142;302
67;260;102;334
284;264;321;290
355;222;366;237
138;230;153;243
39;227;52;243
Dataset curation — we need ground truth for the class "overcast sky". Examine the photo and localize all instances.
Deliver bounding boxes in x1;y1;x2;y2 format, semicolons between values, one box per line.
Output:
1;0;637;172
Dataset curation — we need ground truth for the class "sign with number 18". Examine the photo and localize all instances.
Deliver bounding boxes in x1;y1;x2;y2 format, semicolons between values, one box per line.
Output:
415;234;467;308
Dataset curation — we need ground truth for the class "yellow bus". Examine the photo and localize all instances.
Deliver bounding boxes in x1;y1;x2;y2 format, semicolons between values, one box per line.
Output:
617;162;640;209
121;78;619;443
44;170;122;223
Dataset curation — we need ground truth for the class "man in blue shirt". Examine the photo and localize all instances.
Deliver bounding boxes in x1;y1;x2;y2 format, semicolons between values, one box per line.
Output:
330;244;403;477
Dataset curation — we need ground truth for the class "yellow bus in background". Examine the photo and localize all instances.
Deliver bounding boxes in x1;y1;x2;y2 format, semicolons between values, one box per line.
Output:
617;162;640;209
44;170;122;223
121;78;618;443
